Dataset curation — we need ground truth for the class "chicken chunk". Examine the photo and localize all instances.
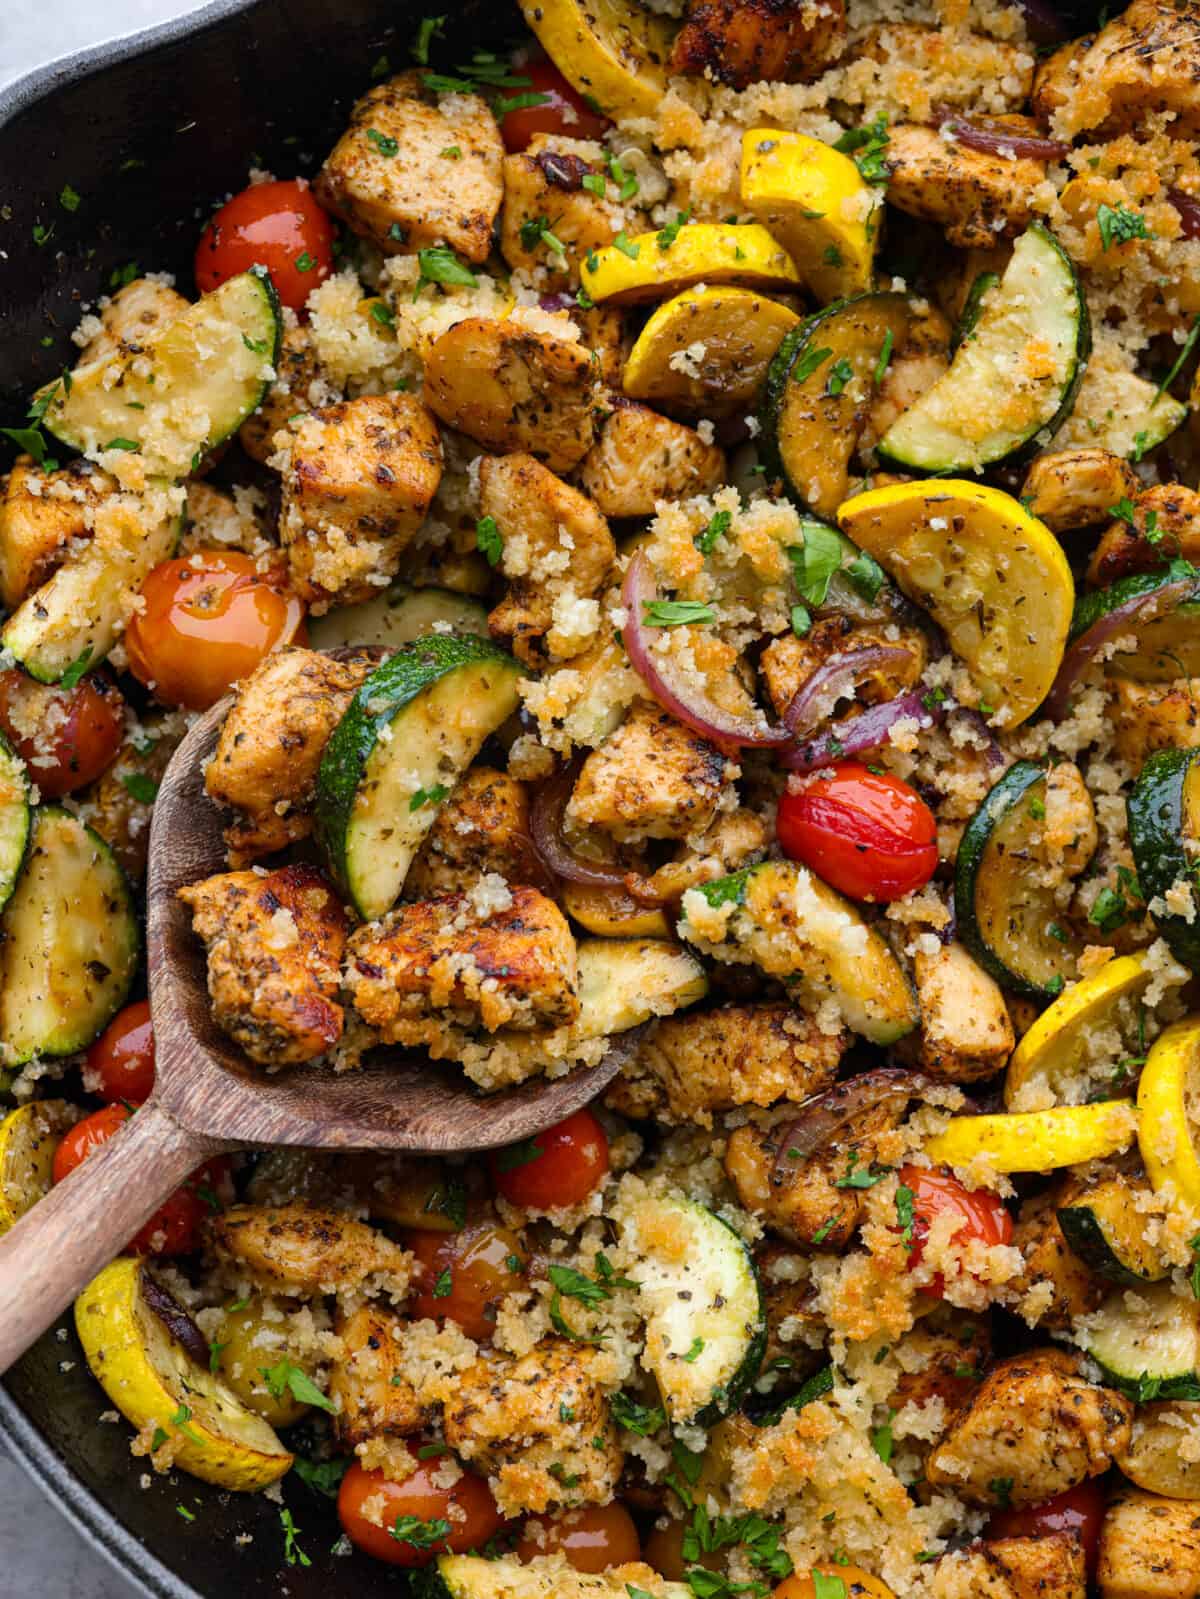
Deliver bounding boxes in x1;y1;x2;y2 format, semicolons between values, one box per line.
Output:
179;481;268;559
760;616;928;720
579;404;727;519
405;768;539;899
280;391;443;611
240;324;333;465
754;1244;828;1382
179;865;349;1067
1098;1487;1200;1599
346;884;579;1048
1031;36;1093;129
208;1202;411;1299
205;646;379;862
567;702;734;845
1005;1178;1103;1331
423;318;601;473
1088;483;1200;585
0;456;115;610
882;122;1046;250
912;943;1013;1083
925;1349;1132;1508
1041;761;1097;879
328;1305;429;1447
500;136;622;282
76;275;190;365
1043;0;1200;140
443;1338;622;1514
81;714;182;882
314;71;503;261
888;1308;992;1420
1021;449;1138;535
669;0;846;88
479;453;615;665
862;344;950;449
931;1533;1087;1599
636;1003;844;1124
1112;676;1200;767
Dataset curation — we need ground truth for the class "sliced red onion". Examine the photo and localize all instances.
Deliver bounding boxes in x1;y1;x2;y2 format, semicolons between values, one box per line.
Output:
1169;187;1200;240
141;1271;210;1367
529;760;667;905
538;291;577;314
773;1068;936;1181
948;706;1006;769
778;687;946;771
782;646;915;737
1043;574;1199;720
937;112;1068;163
621;552;791;750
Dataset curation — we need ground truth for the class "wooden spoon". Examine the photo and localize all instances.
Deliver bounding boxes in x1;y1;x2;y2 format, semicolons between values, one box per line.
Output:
0;693;624;1373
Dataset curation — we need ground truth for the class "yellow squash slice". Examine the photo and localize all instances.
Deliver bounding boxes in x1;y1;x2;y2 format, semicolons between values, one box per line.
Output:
622;286;799;417
562;881;672;940
75;1258;294;1491
518;0;675;119
740;129;881;303
836;480;1074;727
924;1101;1137;1174
0;1100;79;1234
581;223;800;307
1137;1017;1200;1213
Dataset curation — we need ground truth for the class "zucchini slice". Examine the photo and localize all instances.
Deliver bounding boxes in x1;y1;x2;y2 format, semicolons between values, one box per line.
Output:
879;225;1089;472
1070;565;1200;684
315;636;523;921
1084;1279;1200;1400
307;583;489;652
678;859;918;1044
0;1100;79;1233
620;1187;765;1425
1055;360;1187;460
949;270;1000;358
574;938;708;1036
1058;1177;1168;1287
956;760;1083;998
1128;746;1200;969
758;292;910;519
0;806;139;1063
37;271;281;477
420;1555;691;1599
0;735;30;915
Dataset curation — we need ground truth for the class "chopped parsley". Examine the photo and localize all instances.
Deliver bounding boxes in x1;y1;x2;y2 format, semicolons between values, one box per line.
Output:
788;522;844;608
475;513;503;566
1190;1233;1200;1299
1131;429;1151;463
1156;315;1200;402
366;127;400;158
493;1135;542;1171
548;1264;611;1307
694;508;732;557
293;1455;350;1497
518;214;567;259
607;152;639;201
835;1153;892;1190
810;1214;840;1245
873;328;895;386
680;1335;706;1363
294;250;315;273
259;1360;336;1414
642;599;715;627
989;1476;1015;1508
791;604;812;637
1109;496;1137;528
656;210;692;251
410;14;446;63
871;1412;894;1464
846;548;885;602
441;145;462;159
59;648;94;691
426;1178;467;1230
833;114;890;185
409;783;449;811
790;344;833;385
369;299;395;329
1097;202;1154;251
413;244;478;300
611;1391;667;1436
825;356;855;397
432;1267;453;1298
895;1183;916;1245
103;437;141;452
59;184;81;213
613;231;641;260
390;1514;451;1551
497;91;553;114
1028;795;1046;820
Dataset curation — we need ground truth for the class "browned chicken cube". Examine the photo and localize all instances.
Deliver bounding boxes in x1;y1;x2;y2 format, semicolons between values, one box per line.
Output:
883;121;1046;250
1042;0;1200;140
579;405;726;519
208;1201;411;1299
179;865;349;1067
314;72;503;261
760;617;927;720
1021;449;1138;535
406;768;539;899
81;714;182;882
329;1304;429;1446
281;392;443;611
1088;483;1200;585
931;1532;1087;1598
1005;1178;1103;1331
240;324;332;465
755;1242;828;1381
888;1308;992;1421
912;943;1013;1084
499;136;622;282
1112;676;1200;767
346;884;579;1047
669;0;846;88
1098;1486;1200;1599
0;456;115;610
76;275;190;364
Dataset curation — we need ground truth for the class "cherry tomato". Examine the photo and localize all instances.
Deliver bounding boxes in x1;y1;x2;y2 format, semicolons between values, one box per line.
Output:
897;1163;1013;1299
987;1478;1104;1576
406;1220;526;1340
773;1568;894;1598
498;60;612;153
515;1504;641;1574
337;1454;504;1567
776;762;939;903
194;178;334;311
489;1109;610;1210
85;1000;156;1104
124;551;305;710
0;667;124;798
52;1105;227;1255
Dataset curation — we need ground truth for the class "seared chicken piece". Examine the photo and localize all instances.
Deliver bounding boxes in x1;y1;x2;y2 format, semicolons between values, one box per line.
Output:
931;1533;1087;1599
81;715;182;882
208;1201;412;1299
240;324;332;465
1098;1486;1200;1598
1112;676;1200;767
179;481;268;559
179;865;349;1067
1088;484;1200;585
1031;36;1093;129
314;71;503;261
1005;1178;1103;1331
1041;0;1200;140
0;456;115;610
405;768;539;899
926;1349;1132;1507
329;1305;429;1446
346;884;579;1047
882;121;1046;250
567;702;734;844
500;135;622;282
443;1338;622;1514
579;404;726;519
1021;449;1138;535
205;646;378;863
912;943;1013;1084
280;391;443;611
76;275;190;365
480;453;615;665
755;1243;828;1382
888;1309;992;1421
760;617;927;720
423;318;601;474
669;0;846;88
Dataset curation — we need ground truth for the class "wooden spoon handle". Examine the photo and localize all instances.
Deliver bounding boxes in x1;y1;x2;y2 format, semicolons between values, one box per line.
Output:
0;1100;226;1375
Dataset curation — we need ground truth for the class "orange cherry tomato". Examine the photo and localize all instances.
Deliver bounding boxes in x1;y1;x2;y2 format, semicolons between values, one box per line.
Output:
85;999;156;1103
498;60;612;153
194;177;334;311
777;762;939;903
516;1504;641;1574
124;550;305;710
337;1454;504;1567
897;1163;1013;1299
987;1479;1104;1577
773;1567;895;1597
406;1220;526;1340
489;1109;610;1210
0;667;124;798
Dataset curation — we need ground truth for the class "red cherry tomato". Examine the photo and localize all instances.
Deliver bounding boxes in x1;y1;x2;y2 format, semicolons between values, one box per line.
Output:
194;178;334;311
0;667;124;798
124;550;305;710
776;762;939;903
516;1504;641;1573
897;1163;1013;1299
406;1221;526;1340
498;60;612;153
86;999;156;1103
987;1479;1105;1576
337;1454;504;1567
52;1105;227;1256
489;1109;610;1210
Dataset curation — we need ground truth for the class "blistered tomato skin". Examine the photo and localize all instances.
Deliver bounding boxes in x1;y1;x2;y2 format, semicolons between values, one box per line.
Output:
777;762;939;903
0;668;125;798
489;1109;610;1209
337;1454;505;1567
194;178;335;311
86;999;156;1103
897;1163;1013;1299
987;1478;1104;1576
405;1220;526;1339
515;1504;641;1573
498;60;612;152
